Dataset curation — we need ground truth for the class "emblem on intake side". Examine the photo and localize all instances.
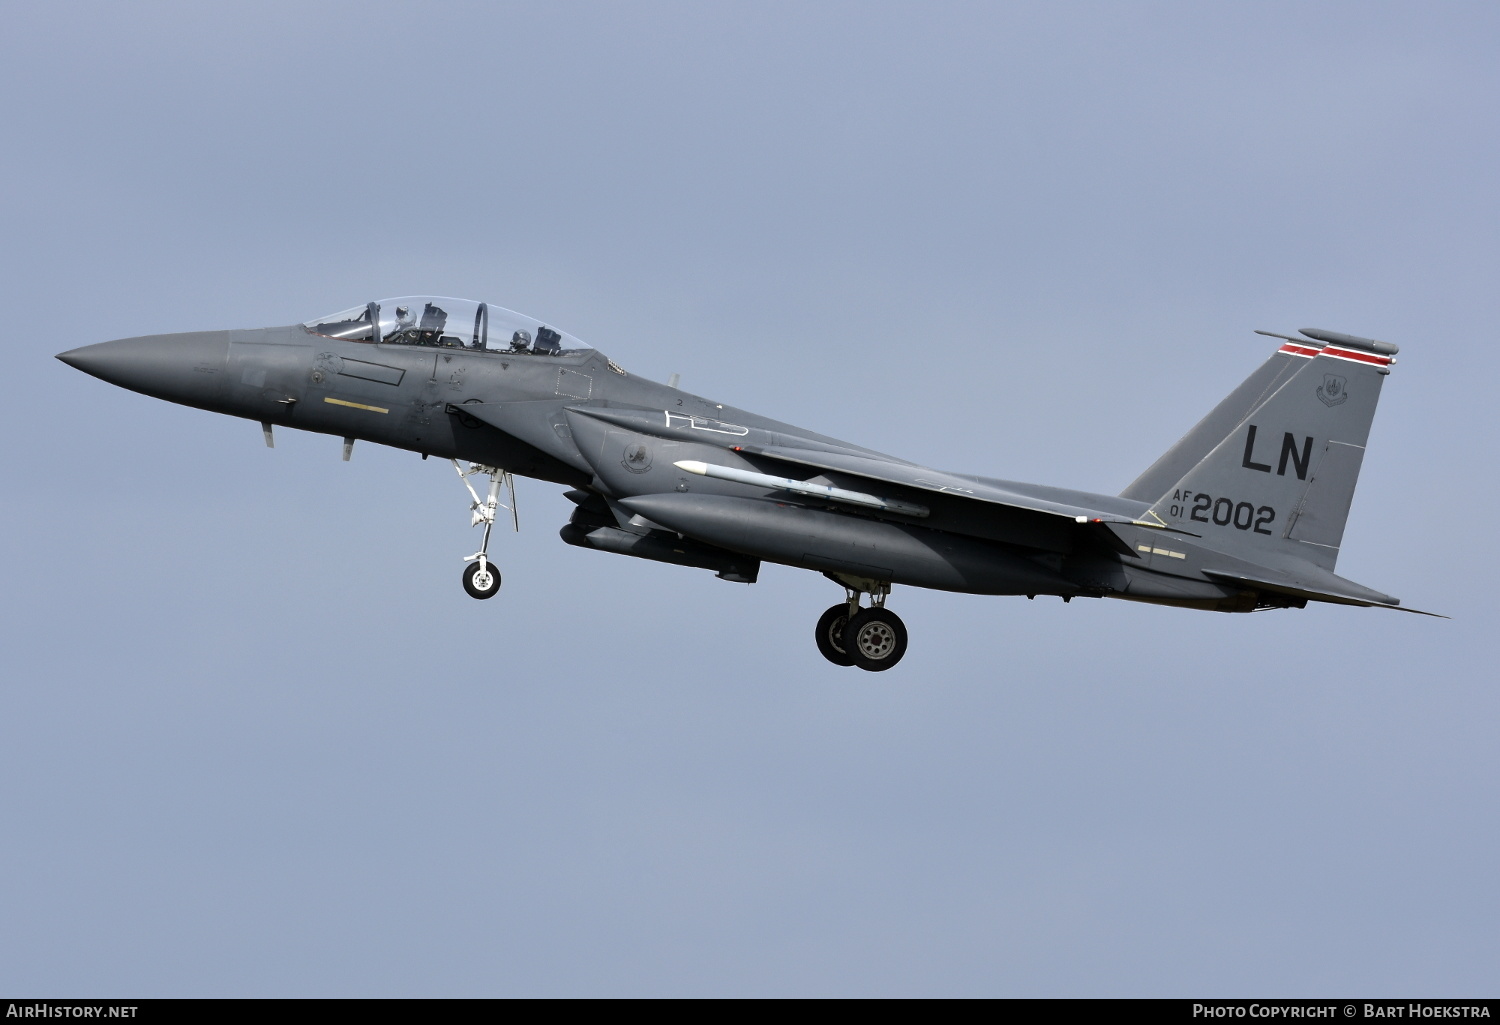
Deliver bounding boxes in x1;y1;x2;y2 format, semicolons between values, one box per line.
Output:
1316;373;1348;407
312;352;343;384
622;442;654;474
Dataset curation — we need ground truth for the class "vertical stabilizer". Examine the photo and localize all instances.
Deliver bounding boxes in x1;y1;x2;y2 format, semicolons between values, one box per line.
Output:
1120;337;1317;501
1144;331;1397;571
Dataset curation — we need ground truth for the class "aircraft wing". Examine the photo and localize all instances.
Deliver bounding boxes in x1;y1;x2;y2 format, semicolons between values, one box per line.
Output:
561;405;1157;528
733;444;1156;527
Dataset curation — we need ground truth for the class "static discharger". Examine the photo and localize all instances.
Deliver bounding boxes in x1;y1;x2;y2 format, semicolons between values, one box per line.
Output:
674;460;930;518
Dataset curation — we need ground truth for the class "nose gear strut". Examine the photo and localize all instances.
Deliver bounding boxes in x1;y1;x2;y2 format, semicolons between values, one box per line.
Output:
452;460;517;599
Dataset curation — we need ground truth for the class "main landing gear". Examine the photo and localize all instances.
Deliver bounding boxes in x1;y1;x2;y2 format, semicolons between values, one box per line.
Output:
453;460;517;600
815;580;908;672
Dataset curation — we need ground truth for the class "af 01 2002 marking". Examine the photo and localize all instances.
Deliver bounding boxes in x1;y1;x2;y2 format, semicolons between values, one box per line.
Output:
1168;489;1275;534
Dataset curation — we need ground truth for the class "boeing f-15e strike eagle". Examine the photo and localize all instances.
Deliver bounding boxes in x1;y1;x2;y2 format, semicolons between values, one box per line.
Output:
57;296;1434;672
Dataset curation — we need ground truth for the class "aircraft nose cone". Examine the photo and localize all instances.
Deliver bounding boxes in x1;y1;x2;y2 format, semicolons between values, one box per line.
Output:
56;332;230;406
56;341;130;378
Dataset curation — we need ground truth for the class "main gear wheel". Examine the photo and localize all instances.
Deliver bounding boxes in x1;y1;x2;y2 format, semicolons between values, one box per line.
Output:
843;607;908;671
815;604;856;666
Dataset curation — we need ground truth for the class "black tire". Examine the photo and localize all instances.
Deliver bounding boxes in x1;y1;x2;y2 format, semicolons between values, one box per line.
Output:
843;607;908;672
815;603;856;667
462;560;502;599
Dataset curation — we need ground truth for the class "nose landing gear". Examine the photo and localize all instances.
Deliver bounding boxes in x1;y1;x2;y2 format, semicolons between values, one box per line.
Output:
815;579;908;671
463;560;502;599
453;460;517;600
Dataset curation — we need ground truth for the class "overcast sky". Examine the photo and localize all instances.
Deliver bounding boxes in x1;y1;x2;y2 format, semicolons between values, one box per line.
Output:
2;0;1496;997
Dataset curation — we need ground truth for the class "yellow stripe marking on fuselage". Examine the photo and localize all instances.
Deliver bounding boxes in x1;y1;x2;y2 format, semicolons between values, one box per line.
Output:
324;397;389;414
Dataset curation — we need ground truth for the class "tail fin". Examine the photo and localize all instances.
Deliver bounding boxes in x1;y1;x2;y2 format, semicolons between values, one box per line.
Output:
1142;329;1398;571
1120;335;1316;501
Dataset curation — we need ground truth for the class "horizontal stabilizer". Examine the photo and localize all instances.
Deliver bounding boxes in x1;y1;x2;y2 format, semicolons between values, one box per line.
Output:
1201;569;1445;617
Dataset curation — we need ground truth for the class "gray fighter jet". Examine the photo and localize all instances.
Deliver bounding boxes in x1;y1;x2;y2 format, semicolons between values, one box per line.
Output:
57;296;1434;671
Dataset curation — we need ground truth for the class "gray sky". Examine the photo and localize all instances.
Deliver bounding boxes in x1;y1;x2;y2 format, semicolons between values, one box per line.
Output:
2;0;1496;997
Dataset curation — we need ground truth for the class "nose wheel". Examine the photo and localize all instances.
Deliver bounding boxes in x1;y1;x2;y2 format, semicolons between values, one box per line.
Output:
463;559;502;599
453;460;517;600
816;580;908;671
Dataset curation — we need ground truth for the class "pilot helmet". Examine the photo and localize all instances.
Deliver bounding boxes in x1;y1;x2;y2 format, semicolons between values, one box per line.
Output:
511;329;532;350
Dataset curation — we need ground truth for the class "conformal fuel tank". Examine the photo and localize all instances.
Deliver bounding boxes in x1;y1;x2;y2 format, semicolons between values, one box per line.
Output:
618;493;1074;596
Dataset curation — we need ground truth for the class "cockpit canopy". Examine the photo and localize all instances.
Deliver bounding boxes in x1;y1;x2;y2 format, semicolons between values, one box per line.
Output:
303;296;587;355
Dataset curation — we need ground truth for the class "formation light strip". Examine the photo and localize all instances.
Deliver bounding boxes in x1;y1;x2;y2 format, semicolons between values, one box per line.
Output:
324;397;389;414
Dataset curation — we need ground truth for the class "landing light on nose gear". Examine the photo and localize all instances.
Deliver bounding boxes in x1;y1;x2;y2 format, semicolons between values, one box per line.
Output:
816;580;908;671
453;460;517;600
